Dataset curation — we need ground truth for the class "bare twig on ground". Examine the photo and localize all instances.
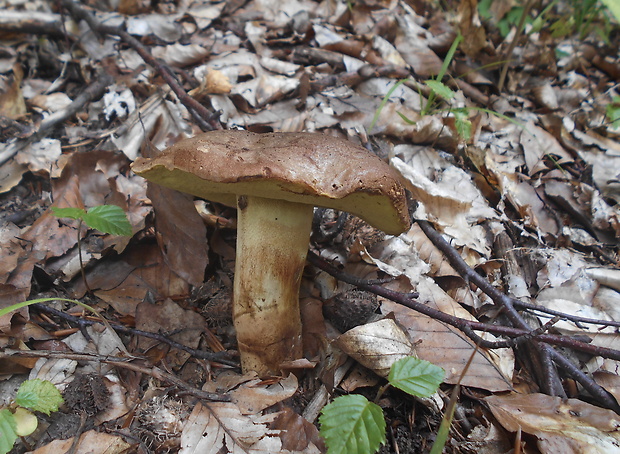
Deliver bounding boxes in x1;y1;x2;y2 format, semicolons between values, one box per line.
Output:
307;251;620;358
416;219;619;411
308;233;620;413
1;349;231;402
0;11;67;37
33;303;238;367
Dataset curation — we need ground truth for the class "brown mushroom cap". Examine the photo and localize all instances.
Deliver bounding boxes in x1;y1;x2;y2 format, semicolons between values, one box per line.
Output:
131;130;410;235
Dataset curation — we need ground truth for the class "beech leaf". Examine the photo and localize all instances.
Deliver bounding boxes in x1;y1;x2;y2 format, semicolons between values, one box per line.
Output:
388;357;445;398
319;395;386;454
15;379;64;416
0;409;18;454
82;205;132;236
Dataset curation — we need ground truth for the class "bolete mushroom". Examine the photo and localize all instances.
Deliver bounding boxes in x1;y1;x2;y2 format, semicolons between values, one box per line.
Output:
131;130;410;375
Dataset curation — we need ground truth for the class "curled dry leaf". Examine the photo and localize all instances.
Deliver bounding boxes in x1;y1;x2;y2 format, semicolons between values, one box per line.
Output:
586;268;620;292
486;393;620;454
28;430;131;454
336;318;415;377
180;401;322;454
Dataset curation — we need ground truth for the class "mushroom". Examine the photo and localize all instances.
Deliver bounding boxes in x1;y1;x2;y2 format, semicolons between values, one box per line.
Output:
131;130;410;376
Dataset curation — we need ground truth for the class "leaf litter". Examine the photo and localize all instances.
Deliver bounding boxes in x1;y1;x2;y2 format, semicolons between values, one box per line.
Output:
0;0;619;453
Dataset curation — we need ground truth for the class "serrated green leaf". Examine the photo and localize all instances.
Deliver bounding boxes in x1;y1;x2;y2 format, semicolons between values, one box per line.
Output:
388;357;445;398
424;80;455;100
15;379;63;416
51;206;86;221
0;408;18;454
82;205;132;236
319;395;386;454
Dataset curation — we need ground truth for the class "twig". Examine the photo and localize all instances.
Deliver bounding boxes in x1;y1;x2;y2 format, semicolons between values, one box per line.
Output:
307;251;620;359
497;0;536;91
59;0;221;131
549;348;620;413
1;349;231;402
416;220;619;411
33;303;238;367
0;11;67;37
307;247;620;412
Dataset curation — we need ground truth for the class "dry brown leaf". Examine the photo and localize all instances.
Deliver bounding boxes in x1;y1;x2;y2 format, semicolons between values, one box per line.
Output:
486;393;620;454
587;268;620;292
382;290;513;392
456;0;487;57
152;43;210;67
392;145;497;254
336;318;415;377
406;223;459;278
135;298;207;367
81;243;189;307
29;430;131;454
270;407;326;452
180;401;322;454
0;64;26;120
229;373;298;415
148;184;208;287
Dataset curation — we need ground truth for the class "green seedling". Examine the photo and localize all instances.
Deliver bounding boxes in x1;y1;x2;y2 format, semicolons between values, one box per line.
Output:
421;33;463;117
319;357;445;454
369;34;474;141
51;205;132;292
0;379;63;454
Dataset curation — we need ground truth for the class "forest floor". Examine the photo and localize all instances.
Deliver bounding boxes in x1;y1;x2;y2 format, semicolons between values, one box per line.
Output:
1;0;620;453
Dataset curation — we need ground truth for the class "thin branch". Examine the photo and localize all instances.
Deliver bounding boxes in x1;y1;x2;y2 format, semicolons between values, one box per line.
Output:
0;349;231;402
416;220;618;407
307;251;620;359
307;248;620;413
34;303;238;367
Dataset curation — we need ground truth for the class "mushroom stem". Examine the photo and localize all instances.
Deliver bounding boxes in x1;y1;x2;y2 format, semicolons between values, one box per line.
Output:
234;195;313;375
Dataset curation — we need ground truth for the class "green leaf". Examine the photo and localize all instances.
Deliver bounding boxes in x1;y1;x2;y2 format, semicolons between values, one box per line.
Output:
82;205;132;236
13;408;37;437
15;379;64;416
388;357;445;398
0;408;18;454
319;395;386;454
396;111;416;125
600;0;620;23
51;206;86;221
453;109;472;141
607;96;620;130
424;80;455;100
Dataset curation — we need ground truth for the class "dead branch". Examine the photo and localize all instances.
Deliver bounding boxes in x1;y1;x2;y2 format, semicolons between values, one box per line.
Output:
417;219;620;412
308;232;620;413
0;11;67;37
33;303;238;367
0;349;231;402
307;251;620;359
